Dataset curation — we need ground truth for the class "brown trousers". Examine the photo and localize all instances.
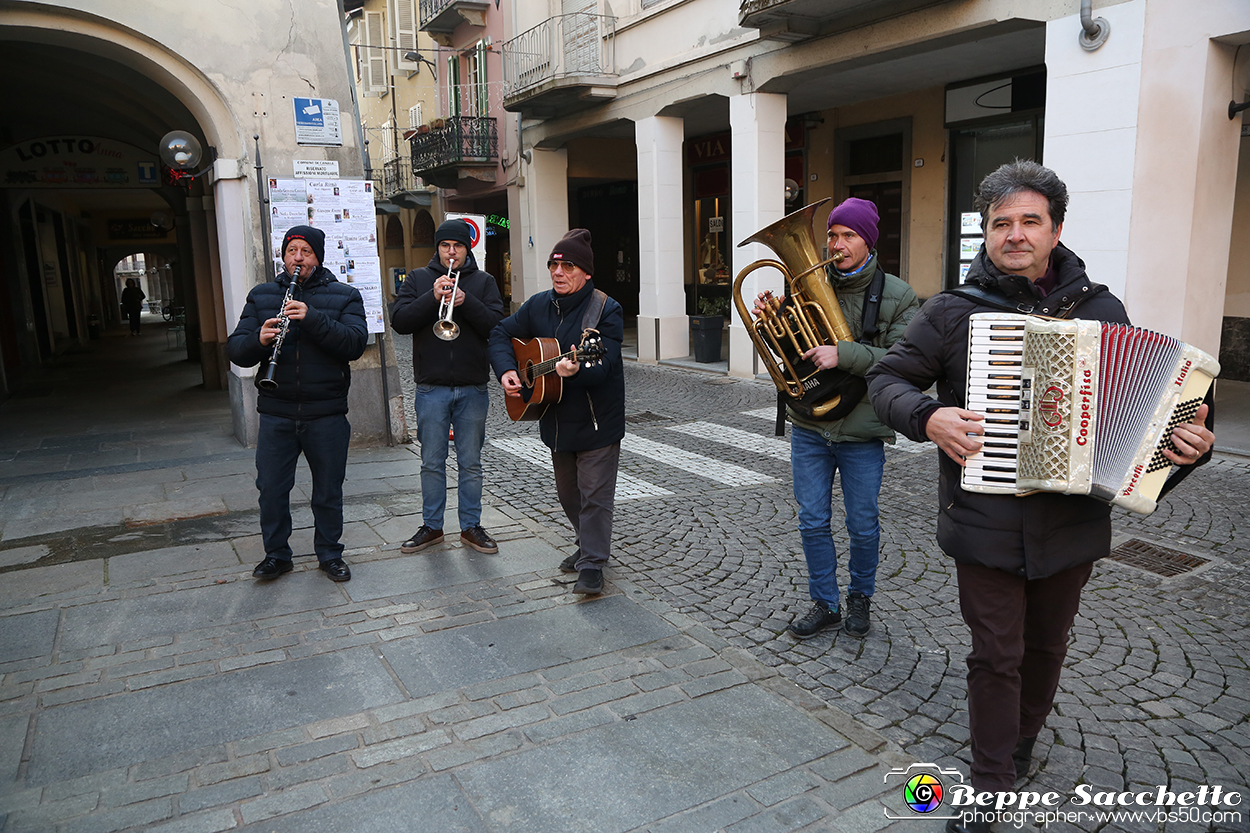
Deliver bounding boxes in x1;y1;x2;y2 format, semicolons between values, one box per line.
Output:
956;560;1094;792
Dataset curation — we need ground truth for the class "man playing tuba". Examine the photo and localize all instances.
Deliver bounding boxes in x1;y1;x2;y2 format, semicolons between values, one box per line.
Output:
754;198;918;639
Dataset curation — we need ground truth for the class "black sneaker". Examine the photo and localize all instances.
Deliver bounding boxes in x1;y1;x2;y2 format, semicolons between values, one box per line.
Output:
558;554;579;573
787;601;840;639
572;568;603;595
400;525;444;553
844;591;871;637
460;525;499;554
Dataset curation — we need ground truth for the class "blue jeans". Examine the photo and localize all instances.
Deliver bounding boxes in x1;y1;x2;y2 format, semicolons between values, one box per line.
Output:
790;426;884;609
413;383;488;530
256;413;350;563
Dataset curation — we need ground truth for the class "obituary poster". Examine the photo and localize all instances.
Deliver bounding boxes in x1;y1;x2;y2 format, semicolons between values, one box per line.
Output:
264;177;384;333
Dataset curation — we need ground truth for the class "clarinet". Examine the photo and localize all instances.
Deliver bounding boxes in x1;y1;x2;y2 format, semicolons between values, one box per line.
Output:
258;266;299;391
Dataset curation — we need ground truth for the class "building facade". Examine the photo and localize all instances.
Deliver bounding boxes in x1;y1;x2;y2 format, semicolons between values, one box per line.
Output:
0;0;411;444
502;0;1250;380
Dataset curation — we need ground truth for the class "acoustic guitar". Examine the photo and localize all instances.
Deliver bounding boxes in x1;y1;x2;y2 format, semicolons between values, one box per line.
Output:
506;331;605;421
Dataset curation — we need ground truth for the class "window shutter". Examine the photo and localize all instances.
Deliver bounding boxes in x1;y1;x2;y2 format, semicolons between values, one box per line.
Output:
408;103;423;129
447;56;461;117
392;0;419;72
364;11;388;96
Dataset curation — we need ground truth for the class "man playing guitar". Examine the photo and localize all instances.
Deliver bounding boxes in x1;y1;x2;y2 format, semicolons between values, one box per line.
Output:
488;229;625;596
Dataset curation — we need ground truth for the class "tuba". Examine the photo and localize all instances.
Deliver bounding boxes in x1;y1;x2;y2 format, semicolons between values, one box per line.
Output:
731;198;867;421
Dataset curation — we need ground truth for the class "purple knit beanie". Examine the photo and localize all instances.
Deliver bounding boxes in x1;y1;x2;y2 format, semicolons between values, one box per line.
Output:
826;198;880;250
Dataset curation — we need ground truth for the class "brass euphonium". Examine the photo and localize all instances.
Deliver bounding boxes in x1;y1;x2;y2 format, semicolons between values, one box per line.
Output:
731;198;867;421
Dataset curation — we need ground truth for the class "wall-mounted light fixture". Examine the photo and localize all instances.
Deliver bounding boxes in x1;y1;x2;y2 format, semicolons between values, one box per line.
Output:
158;130;215;187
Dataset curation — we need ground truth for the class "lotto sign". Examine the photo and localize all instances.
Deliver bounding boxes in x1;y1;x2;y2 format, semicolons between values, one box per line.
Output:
444;212;487;268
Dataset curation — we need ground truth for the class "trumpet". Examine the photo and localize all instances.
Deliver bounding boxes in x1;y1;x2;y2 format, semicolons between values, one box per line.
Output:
433;269;460;342
258;265;299;391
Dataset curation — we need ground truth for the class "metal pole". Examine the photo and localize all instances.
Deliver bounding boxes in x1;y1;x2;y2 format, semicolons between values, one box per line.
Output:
364;139;396;446
254;134;271;277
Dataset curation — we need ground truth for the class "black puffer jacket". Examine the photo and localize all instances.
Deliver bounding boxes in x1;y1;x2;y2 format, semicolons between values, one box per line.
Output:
227;266;368;419
389;251;504;386
488;280;625;452
866;244;1130;579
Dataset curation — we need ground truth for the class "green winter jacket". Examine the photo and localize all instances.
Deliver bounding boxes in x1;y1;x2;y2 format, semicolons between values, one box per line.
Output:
787;253;919;443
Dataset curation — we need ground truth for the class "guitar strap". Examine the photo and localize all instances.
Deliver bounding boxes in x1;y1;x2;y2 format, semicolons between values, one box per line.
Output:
581;289;608;333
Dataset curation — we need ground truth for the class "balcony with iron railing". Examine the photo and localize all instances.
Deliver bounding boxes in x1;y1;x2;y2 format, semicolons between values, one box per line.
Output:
409;116;498;189
419;0;489;38
739;0;939;42
502;12;617;119
381;156;433;209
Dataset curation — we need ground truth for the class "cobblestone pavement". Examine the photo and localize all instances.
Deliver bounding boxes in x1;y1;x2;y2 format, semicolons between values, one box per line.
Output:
396;332;1250;831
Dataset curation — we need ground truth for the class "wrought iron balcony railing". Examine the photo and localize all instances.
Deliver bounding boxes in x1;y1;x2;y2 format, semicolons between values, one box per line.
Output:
419;0;489;34
409;116;498;173
502;12;616;98
382;157;420;199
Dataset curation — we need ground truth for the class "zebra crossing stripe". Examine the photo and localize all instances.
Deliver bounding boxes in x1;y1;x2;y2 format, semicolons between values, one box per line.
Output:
664;422;790;462
489;437;673;500
738;407;934;453
619;435;774;486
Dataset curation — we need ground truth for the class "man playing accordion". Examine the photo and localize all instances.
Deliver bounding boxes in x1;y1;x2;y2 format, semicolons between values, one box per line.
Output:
867;161;1214;833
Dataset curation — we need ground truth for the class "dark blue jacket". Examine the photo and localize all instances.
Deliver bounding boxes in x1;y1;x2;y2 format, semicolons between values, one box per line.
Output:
488;280;625;452
389;251;504;386
227;266;368;419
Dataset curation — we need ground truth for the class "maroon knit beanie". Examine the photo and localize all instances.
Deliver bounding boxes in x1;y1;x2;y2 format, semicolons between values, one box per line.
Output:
826;198;880;251
548;229;594;276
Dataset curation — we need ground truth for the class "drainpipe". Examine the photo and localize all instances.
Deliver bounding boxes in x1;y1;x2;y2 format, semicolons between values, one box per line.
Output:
1079;0;1110;51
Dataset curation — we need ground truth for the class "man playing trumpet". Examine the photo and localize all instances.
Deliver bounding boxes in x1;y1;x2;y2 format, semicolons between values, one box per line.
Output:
391;219;504;556
754;199;919;639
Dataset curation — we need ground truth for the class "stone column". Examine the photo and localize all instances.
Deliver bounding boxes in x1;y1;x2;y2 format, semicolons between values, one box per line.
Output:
1043;0;1243;354
516;147;570;305
635;115;688;363
728;91;788;378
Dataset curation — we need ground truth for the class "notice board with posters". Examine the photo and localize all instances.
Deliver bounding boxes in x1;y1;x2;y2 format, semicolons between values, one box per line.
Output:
267;177;383;333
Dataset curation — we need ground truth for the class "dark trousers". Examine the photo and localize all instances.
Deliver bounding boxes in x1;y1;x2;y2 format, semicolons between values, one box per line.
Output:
956;560;1093;792
551;443;620;570
125;307;142;334
256;413;350;563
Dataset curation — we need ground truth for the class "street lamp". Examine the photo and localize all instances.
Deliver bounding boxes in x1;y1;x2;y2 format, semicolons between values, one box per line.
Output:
158;130;214;186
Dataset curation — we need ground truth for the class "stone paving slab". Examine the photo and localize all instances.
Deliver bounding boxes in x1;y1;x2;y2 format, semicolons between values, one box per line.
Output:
57;576;348;651
456;685;842;833
342;536;565;602
106;541;240;584
234;774;487;832
0;609;58;665
0;561;102;607
378;595;679;697
26;647;404;786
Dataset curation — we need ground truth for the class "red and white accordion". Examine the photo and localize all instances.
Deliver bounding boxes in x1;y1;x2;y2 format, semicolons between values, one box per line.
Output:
962;313;1219;514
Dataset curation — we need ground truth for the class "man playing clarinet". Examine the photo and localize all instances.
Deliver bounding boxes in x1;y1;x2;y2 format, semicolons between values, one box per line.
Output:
227;225;367;583
867;161;1214;833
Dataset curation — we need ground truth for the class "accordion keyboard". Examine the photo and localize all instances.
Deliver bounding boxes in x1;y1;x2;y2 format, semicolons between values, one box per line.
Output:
963;316;1027;490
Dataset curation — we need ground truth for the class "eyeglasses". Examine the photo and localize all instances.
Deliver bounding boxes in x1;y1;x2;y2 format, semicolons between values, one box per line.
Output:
547;261;578;274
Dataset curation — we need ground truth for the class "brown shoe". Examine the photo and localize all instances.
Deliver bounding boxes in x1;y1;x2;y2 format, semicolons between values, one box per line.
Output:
400;525;444;553
459;525;499;554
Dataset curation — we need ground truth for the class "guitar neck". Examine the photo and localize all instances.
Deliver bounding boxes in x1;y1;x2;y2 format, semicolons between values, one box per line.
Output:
530;348;580;380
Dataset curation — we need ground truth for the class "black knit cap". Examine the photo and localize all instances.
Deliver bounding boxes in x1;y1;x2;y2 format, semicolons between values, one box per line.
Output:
548;228;594;276
435;218;473;248
281;225;325;266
